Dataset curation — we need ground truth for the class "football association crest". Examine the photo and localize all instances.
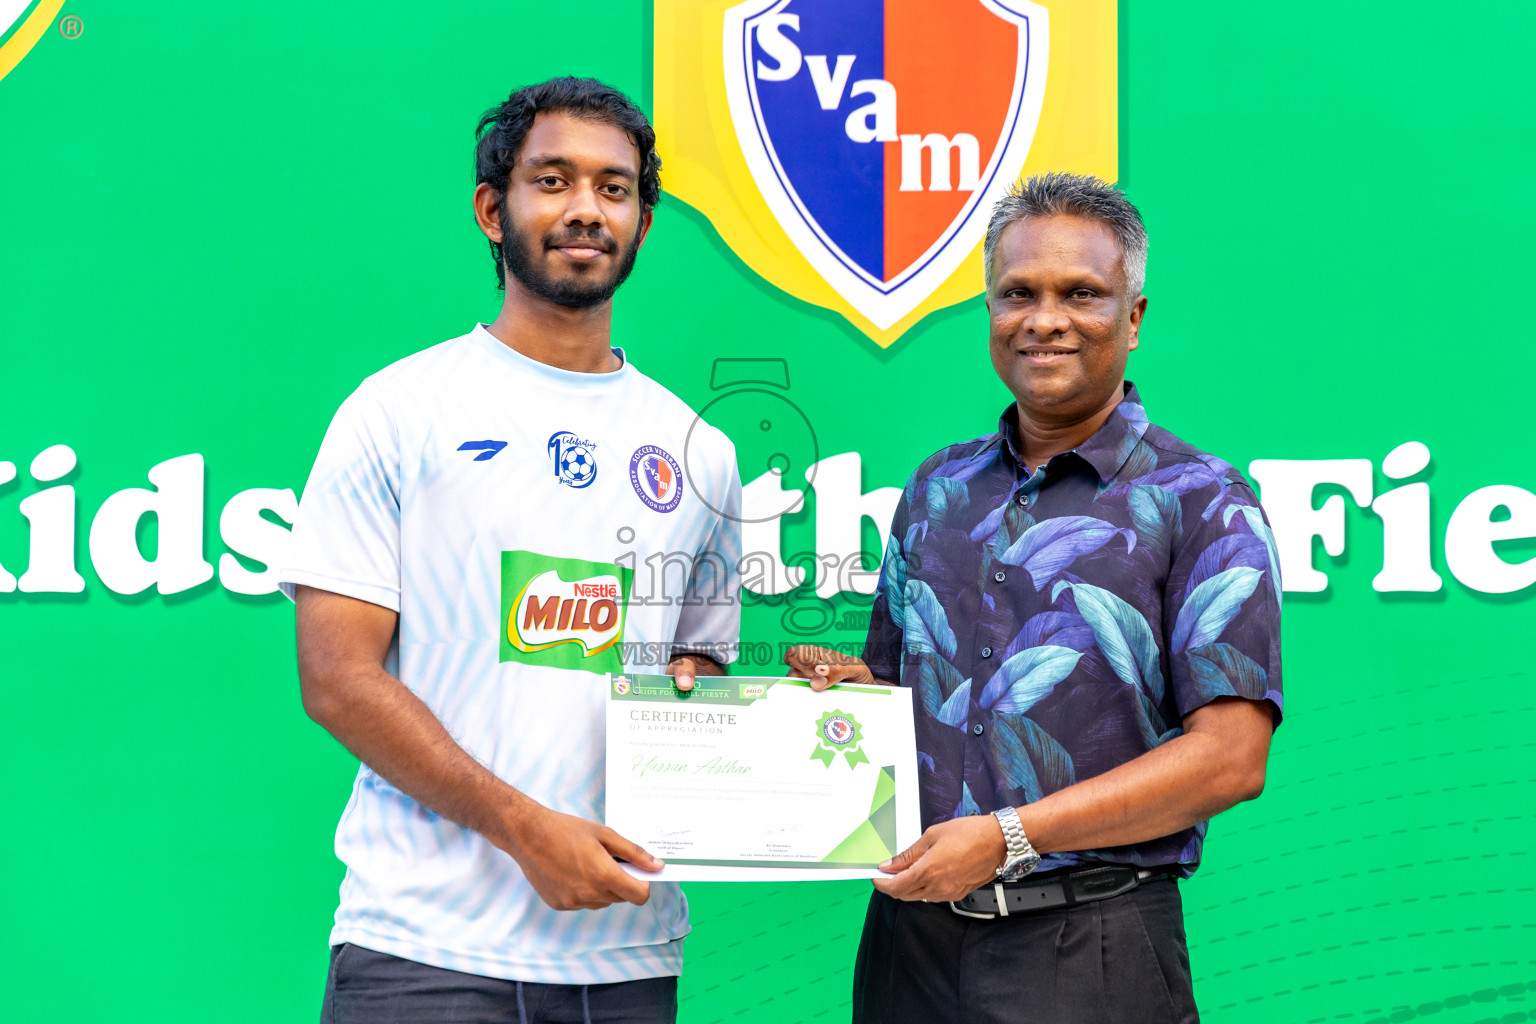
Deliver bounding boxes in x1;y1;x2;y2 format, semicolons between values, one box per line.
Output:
630;445;683;513
654;0;1117;346
812;708;868;767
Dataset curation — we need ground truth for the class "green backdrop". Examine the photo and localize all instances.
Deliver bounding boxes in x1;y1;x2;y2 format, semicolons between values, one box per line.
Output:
3;2;1533;1022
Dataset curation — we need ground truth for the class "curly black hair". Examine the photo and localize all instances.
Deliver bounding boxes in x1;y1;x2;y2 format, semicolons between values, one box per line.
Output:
475;77;662;291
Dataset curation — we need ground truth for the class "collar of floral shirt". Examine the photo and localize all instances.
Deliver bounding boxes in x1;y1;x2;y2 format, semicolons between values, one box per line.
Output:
996;381;1154;484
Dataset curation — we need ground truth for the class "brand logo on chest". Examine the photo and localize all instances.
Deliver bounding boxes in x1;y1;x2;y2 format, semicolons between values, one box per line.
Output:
548;430;598;488
499;551;632;673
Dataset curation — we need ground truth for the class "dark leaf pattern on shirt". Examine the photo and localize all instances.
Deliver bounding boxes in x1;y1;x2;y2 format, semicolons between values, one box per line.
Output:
998;516;1137;590
1186;642;1269;702
1127;483;1182;550
1002;610;1095;662
902;579;957;660
861;385;1282;876
987;710;1074;802
1224;502;1284;608
925;476;971;532
978;645;1084;714
1052;579;1166;704
1170;567;1263;653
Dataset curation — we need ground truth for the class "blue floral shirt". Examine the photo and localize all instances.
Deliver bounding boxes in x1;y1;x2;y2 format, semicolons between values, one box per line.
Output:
863;383;1283;877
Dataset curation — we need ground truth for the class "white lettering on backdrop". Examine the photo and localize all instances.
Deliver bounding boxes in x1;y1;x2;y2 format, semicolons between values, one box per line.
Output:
1;443;1533;598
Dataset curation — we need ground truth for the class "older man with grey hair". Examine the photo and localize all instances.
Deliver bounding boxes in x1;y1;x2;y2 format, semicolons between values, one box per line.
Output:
786;173;1283;1022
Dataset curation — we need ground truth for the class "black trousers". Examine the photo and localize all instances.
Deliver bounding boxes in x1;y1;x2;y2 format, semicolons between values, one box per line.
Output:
321;943;678;1024
852;878;1199;1024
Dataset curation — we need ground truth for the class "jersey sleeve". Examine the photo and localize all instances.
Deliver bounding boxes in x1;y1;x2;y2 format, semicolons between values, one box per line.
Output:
1164;483;1283;724
278;382;402;611
670;457;743;666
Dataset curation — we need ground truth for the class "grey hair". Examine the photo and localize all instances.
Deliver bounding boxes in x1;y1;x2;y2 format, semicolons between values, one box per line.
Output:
983;172;1148;295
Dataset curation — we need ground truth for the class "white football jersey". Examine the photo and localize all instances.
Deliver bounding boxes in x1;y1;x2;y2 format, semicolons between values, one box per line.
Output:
279;324;741;984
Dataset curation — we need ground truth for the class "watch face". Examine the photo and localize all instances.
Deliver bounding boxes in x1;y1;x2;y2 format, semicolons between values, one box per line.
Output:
999;849;1040;882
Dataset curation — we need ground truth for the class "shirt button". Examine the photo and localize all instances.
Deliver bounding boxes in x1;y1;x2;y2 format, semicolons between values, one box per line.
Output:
981;647;993;658
994;571;1006;583
972;723;985;736
1017;495;1030;507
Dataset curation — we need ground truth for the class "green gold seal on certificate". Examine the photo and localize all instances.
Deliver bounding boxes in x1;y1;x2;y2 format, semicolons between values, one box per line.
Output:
812;709;869;768
605;674;920;881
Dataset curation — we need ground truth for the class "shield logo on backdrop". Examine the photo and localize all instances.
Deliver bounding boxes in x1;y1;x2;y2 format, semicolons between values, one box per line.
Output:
723;0;1046;332
654;0;1118;347
0;0;65;84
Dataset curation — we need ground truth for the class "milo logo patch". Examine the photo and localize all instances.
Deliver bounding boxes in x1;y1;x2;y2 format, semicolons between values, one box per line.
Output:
499;551;632;673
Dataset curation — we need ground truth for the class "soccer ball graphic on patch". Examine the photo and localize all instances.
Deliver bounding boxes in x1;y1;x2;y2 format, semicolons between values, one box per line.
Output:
559;445;596;487
548;430;598;489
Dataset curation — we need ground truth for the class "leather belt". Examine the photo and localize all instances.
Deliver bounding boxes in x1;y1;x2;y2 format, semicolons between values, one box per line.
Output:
949;864;1170;920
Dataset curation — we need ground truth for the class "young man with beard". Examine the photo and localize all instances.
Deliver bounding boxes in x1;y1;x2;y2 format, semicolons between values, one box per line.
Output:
788;174;1282;1023
279;78;741;1024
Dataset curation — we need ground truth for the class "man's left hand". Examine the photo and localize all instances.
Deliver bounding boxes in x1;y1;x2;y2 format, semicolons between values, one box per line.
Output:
872;815;1008;902
667;653;725;693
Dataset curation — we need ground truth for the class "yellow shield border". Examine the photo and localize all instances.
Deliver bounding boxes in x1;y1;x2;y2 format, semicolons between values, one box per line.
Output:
0;0;63;83
0;0;64;84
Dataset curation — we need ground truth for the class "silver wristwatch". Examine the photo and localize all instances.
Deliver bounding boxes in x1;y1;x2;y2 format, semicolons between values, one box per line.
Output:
992;806;1040;881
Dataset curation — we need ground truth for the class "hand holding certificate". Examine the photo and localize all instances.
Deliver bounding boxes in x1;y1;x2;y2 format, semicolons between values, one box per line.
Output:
605;674;920;881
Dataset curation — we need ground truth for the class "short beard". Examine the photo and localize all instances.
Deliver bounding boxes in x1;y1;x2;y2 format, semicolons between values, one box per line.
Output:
500;207;644;309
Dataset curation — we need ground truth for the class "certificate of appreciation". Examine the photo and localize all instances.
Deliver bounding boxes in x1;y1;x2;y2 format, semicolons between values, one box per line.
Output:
605;674;921;882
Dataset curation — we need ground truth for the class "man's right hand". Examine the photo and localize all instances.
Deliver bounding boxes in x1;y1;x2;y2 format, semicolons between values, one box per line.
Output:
784;645;878;691
505;802;664;911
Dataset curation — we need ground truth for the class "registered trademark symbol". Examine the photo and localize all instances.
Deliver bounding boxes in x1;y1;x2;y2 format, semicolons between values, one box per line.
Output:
58;14;83;39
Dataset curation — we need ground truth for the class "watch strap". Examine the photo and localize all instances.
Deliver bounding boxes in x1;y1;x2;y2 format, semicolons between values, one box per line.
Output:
991;806;1039;880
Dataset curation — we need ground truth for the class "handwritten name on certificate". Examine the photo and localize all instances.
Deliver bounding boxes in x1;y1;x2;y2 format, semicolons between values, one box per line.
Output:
605;674;920;882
